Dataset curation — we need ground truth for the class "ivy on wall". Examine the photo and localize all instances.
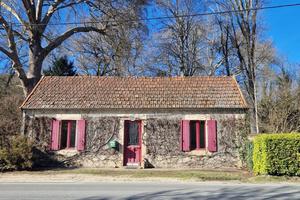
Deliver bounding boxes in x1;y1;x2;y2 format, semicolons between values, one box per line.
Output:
85;117;121;153
144;118;181;157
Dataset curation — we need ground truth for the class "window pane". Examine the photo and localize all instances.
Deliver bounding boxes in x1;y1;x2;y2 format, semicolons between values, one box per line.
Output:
70;121;76;148
128;122;139;145
60;121;68;149
190;121;197;150
200;121;205;148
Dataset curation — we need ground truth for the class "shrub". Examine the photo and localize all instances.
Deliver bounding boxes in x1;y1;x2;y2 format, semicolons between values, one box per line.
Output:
0;136;33;171
0;95;23;149
253;133;300;176
0;75;24;149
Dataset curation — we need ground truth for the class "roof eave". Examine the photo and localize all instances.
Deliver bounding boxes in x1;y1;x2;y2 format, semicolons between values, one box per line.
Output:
22;106;249;111
232;75;249;108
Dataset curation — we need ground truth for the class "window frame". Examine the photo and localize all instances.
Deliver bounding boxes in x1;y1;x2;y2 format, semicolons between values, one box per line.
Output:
59;120;77;150
190;120;206;151
181;119;217;153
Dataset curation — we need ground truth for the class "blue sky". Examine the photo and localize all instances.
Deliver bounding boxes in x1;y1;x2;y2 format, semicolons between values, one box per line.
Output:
145;0;300;64
1;1;300;73
264;0;300;63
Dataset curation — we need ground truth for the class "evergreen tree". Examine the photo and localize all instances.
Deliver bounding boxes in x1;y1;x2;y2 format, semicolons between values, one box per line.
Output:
44;56;77;76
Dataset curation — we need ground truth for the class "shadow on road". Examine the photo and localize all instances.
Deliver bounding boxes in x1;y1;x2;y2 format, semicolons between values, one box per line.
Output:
76;186;300;200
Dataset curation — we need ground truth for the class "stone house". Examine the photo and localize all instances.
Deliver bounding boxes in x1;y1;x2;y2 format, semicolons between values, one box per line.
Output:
21;76;248;168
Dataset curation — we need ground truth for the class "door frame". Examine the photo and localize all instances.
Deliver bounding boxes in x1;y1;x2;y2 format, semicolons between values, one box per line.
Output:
123;120;142;166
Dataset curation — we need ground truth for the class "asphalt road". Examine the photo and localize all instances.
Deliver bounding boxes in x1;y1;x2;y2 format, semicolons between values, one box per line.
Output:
0;181;299;200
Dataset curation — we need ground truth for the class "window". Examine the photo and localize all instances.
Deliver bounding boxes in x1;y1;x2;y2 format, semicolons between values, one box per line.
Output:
60;120;76;149
51;119;86;151
181;119;217;152
189;121;206;150
199;121;206;148
128;122;139;145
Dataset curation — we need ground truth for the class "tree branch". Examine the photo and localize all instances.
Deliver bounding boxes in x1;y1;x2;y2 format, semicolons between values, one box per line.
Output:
41;0;64;27
0;45;13;59
43;26;107;56
21;0;36;23
36;0;44;22
41;0;86;33
12;30;29;41
41;0;83;30
0;15;27;82
0;1;29;28
56;0;86;11
0;16;19;56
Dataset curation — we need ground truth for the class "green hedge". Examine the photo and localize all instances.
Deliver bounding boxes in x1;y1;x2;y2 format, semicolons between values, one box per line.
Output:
253;133;300;176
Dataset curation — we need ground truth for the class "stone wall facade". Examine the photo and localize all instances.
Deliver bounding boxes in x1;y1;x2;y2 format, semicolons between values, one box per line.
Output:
24;116;52;151
74;117;122;167
143;116;248;168
23;109;248;169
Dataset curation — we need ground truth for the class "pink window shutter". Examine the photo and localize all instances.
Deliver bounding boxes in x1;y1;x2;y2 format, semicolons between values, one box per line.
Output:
207;120;217;152
181;120;190;152
77;120;86;151
51;119;60;150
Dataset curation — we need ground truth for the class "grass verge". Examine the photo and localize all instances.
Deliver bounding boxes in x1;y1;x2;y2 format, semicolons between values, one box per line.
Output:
3;168;300;183
29;168;249;181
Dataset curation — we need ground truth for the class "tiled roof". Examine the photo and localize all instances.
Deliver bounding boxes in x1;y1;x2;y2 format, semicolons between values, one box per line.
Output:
21;76;248;110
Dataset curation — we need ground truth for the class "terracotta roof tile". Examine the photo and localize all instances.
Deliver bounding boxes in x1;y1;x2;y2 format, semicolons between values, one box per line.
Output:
21;76;248;110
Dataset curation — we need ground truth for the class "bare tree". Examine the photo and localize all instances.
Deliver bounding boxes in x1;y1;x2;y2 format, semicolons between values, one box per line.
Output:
201;17;225;76
0;0;112;96
149;0;205;76
259;64;300;133
213;5;238;76
213;0;276;133
148;0;227;77
74;0;148;76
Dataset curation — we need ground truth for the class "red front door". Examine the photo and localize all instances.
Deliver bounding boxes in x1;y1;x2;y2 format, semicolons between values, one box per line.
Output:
124;120;142;166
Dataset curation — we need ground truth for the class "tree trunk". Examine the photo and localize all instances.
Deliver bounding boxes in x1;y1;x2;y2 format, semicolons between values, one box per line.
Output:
248;76;259;134
24;37;44;96
253;79;260;134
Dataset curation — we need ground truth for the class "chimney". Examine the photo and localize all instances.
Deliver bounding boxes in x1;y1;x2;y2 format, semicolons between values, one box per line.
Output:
180;71;184;77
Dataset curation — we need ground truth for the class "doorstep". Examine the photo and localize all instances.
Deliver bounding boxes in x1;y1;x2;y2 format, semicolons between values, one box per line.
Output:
125;163;140;169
